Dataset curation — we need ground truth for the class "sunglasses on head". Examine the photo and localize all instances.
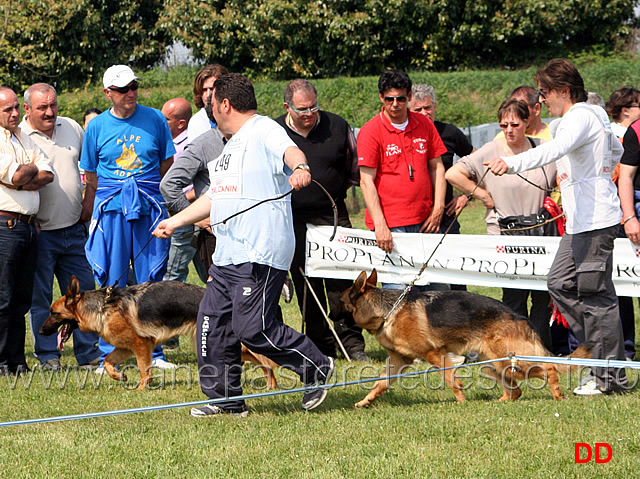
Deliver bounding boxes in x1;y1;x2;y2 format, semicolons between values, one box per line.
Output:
108;82;139;94
383;95;408;103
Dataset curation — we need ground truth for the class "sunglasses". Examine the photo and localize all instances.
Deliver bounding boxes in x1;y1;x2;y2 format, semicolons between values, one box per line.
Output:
108;82;139;94
383;96;408;103
537;89;549;100
289;104;319;115
499;122;521;129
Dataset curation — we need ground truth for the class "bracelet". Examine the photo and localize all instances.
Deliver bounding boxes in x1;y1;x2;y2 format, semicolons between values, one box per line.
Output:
623;215;636;225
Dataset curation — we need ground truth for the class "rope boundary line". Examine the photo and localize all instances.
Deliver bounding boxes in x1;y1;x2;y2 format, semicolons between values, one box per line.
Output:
2;354;638;427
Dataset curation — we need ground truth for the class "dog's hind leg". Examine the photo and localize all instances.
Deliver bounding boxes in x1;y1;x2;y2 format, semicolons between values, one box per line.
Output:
526;362;564;400
129;338;155;391
355;351;410;408
241;345;278;389
488;360;523;401
104;348;133;383
424;348;466;403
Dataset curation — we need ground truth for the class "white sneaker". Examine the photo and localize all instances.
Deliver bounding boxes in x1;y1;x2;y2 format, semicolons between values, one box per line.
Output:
573;379;604;396
446;352;466;367
151;358;177;369
95;366;107;375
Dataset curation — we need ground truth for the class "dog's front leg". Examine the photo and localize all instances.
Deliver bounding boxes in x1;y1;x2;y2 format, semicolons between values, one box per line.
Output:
104;348;133;383
355;351;409;408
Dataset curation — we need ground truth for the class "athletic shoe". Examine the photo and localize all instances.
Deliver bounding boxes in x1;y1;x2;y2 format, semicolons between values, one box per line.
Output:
349;351;371;362
151;358;177;369
573;379;605;396
190;404;249;418
95;366;107;375
78;356;101;369
302;357;335;411
41;358;62;371
164;337;180;351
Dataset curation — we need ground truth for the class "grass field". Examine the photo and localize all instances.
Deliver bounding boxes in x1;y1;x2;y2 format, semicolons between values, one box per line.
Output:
2;200;640;478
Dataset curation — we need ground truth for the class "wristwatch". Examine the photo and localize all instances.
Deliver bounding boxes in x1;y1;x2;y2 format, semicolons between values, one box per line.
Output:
294;164;311;173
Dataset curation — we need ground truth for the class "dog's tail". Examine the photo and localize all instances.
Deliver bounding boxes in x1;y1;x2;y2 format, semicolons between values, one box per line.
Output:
553;341;595;374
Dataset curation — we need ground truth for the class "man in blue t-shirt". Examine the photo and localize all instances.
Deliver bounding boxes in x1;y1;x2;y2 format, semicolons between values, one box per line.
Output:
80;65;177;371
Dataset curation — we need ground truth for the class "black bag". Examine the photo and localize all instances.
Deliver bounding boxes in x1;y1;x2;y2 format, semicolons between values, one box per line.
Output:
498;208;559;236
498;138;560;237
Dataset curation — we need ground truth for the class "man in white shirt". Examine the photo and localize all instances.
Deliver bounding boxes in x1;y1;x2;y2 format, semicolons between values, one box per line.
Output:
153;73;334;416
0;86;54;374
485;58;628;396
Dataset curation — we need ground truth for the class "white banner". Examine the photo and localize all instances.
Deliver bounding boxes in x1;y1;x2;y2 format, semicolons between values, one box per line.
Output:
304;225;640;296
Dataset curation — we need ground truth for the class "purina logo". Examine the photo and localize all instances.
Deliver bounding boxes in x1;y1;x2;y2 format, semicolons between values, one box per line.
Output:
336;234;378;247
497;245;547;255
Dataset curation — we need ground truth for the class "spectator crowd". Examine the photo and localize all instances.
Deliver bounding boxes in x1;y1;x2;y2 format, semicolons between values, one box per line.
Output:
0;57;636;416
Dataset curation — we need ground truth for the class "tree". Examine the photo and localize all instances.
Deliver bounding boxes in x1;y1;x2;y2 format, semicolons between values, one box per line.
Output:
162;0;636;78
0;0;170;91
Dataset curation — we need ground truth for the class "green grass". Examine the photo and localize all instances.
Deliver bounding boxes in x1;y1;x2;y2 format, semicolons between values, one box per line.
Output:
3;200;640;478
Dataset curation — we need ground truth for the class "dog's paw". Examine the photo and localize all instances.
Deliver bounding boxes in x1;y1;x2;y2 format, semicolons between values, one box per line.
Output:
354;400;371;408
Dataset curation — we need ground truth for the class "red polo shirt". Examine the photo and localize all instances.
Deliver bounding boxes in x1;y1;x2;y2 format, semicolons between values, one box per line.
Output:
357;109;446;230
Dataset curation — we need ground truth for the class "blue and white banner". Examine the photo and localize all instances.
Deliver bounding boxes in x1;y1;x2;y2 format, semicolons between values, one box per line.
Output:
304;225;640;296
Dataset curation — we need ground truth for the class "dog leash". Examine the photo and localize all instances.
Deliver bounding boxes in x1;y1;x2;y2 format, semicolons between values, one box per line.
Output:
383;168;491;320
210;179;338;241
107;179;337;295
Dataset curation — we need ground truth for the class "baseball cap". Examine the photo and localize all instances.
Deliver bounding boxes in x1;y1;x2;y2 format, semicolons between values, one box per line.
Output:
103;65;139;89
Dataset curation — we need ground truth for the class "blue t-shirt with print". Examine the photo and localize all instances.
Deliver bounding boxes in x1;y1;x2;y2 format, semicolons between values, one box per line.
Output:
80;104;175;212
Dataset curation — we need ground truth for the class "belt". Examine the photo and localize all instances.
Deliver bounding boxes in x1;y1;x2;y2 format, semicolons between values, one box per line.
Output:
0;210;37;224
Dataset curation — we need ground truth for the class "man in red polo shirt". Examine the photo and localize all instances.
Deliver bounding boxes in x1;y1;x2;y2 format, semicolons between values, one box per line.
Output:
358;69;447;287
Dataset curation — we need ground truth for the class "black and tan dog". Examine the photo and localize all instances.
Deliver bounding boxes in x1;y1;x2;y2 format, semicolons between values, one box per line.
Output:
335;269;591;406
40;276;278;390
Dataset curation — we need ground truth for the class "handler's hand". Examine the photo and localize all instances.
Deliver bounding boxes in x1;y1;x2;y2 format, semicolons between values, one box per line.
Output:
483;157;509;176
153;219;176;239
420;206;443;233
375;225;394;253
625;216;640;245
289;169;311;190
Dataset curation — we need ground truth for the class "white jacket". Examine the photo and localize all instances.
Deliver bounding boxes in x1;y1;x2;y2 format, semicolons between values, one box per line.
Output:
503;103;622;234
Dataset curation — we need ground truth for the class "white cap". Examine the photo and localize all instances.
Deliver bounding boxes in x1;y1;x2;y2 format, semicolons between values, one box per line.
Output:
103;65;139;88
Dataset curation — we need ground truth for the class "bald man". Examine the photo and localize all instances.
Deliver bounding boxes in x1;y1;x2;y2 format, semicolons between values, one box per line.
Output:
161;98;192;159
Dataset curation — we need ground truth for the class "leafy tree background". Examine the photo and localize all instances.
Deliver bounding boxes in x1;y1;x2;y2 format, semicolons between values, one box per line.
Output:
1;0;637;90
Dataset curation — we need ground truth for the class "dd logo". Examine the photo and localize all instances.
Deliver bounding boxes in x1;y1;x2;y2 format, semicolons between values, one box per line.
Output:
574;443;612;463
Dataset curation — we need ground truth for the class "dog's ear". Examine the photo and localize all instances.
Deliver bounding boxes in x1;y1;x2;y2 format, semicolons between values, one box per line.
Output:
65;276;82;306
354;271;368;293
367;269;378;287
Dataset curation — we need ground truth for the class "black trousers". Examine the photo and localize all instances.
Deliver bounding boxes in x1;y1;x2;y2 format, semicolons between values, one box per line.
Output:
291;212;365;357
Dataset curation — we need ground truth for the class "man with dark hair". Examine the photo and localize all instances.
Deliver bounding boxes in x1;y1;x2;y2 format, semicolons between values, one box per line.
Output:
187;64;228;143
275;79;367;361
21;83;100;371
0;86;54;374
358;69;447;289
485;58;628;396
154;73;334;417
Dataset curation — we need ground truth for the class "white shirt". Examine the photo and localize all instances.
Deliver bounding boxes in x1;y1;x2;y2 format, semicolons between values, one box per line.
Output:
503;102;623;234
206;115;297;270
20;117;84;229
187;108;212;144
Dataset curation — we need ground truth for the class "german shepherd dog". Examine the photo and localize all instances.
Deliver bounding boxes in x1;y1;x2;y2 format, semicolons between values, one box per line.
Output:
335;270;591;406
40;277;278;390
